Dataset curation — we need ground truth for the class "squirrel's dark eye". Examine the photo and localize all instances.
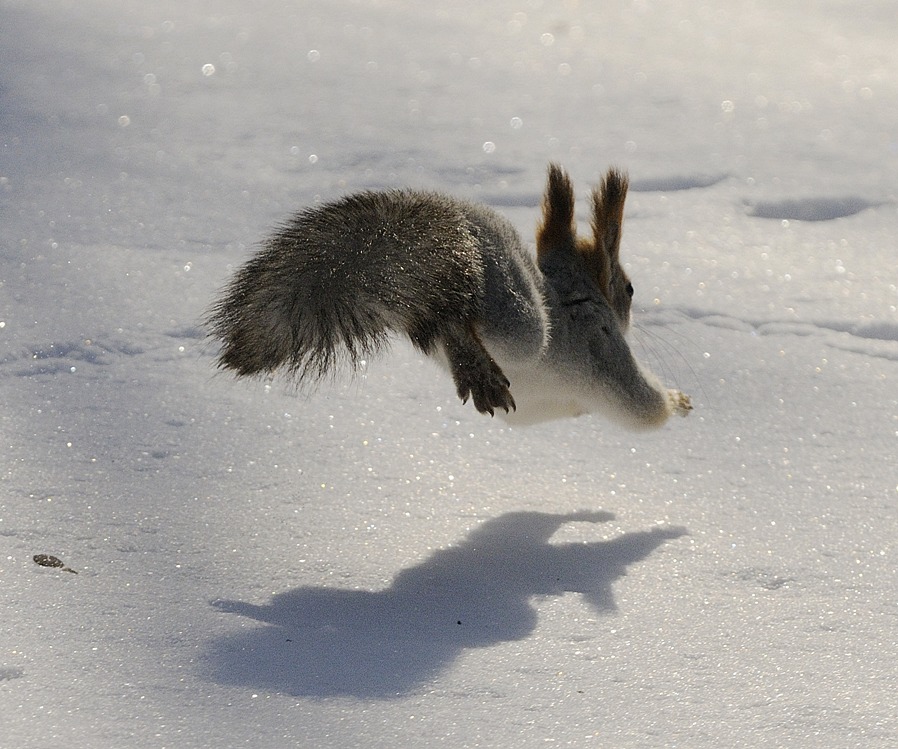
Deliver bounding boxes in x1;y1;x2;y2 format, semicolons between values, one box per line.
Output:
625;282;634;298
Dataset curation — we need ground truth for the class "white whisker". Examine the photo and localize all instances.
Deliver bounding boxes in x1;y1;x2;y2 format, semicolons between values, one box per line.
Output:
631;320;709;407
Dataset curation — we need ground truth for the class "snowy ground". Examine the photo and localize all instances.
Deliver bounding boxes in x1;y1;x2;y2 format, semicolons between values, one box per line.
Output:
2;1;898;747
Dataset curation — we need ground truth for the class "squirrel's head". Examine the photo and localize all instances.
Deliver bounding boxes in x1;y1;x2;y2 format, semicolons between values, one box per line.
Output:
536;164;633;331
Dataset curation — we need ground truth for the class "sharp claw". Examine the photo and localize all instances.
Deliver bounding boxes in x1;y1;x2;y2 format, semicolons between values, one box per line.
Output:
479;401;495;416
458;379;516;417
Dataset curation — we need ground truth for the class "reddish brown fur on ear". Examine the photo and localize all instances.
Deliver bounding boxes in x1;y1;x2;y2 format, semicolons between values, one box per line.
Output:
592;168;628;260
536;164;577;261
588;168;629;297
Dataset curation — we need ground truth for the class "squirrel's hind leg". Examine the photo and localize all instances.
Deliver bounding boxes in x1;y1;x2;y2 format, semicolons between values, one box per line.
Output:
441;323;515;416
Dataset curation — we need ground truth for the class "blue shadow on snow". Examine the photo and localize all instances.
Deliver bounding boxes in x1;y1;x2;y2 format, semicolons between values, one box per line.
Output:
205;510;686;699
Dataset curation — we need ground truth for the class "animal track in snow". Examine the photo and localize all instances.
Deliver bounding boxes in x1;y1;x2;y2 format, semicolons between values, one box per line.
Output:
629;173;728;192
675;308;898;362
2;337;144;376
746;196;884;221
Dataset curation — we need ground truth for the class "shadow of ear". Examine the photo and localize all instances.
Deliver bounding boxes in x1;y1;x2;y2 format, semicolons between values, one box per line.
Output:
202;510;687;699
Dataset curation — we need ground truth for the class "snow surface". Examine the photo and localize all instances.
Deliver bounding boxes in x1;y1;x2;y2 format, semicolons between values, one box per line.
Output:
2;1;898;746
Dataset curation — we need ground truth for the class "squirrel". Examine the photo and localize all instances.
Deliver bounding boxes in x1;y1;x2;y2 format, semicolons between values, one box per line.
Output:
206;164;692;429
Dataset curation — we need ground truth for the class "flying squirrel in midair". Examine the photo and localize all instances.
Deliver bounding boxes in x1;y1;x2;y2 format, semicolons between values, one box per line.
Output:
207;164;692;429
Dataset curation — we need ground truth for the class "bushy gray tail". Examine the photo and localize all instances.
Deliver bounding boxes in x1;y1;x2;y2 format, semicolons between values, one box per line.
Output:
206;190;484;383
206;252;387;382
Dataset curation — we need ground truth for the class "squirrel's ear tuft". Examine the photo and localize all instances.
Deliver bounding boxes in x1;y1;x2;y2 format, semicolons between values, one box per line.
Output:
591;168;628;262
589;168;629;296
537;163;577;261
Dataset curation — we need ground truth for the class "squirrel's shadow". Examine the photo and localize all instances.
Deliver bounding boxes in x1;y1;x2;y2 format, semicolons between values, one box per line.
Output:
205;511;686;699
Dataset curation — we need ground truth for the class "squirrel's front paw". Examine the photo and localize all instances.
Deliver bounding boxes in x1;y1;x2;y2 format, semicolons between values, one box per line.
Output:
668;389;692;417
